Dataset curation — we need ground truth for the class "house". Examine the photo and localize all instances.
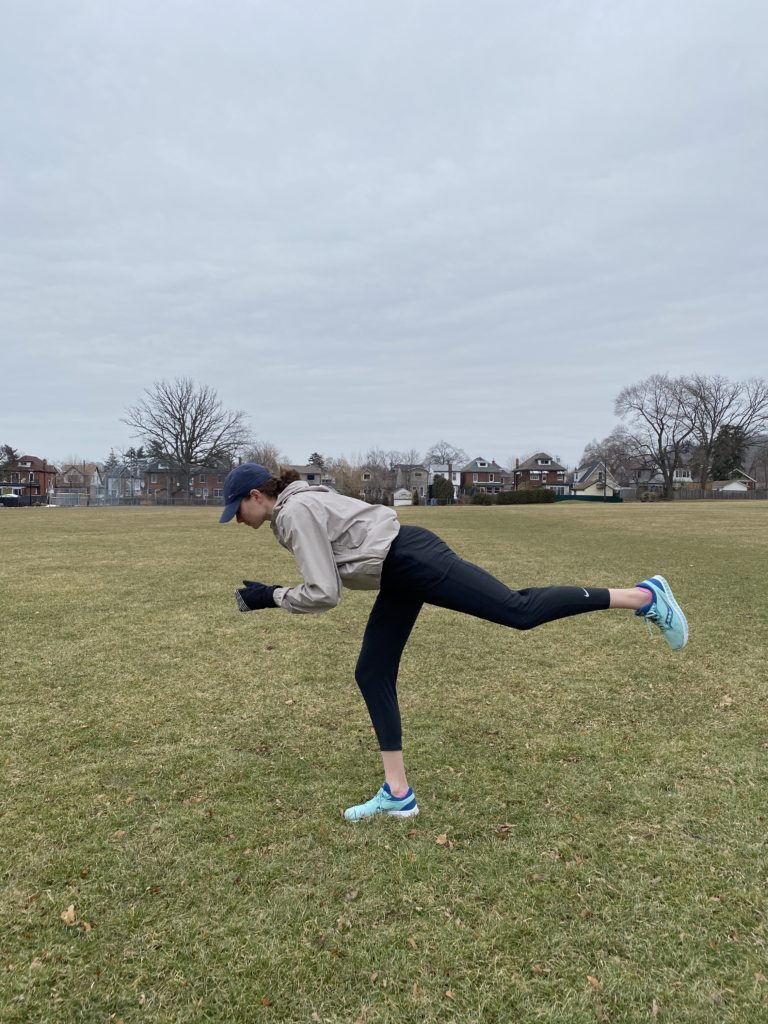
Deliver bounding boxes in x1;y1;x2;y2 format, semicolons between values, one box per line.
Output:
710;471;758;493
0;455;59;504
56;462;105;505
140;459;230;504
571;460;620;497
460;458;509;496
393;464;429;501
513;453;568;494
427;464;462;502
360;465;395;503
289;464;335;488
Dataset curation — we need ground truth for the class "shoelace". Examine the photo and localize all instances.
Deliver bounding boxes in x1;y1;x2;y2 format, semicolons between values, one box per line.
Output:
641;603;661;637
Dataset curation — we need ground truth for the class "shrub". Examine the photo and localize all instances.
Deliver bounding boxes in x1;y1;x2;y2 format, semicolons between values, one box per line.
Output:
471;493;495;505
497;489;556;505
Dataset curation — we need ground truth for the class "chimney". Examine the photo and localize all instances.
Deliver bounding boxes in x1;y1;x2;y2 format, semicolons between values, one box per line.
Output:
515;458;519;468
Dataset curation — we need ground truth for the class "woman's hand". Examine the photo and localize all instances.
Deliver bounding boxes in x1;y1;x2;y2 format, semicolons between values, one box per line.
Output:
235;581;279;611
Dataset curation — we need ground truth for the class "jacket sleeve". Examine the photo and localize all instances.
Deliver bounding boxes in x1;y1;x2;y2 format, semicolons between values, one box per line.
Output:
272;502;342;614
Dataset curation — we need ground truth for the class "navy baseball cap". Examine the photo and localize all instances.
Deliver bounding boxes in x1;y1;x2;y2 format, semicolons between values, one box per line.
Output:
219;463;273;523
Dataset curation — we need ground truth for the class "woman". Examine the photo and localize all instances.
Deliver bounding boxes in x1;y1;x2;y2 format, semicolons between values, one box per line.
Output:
220;463;688;821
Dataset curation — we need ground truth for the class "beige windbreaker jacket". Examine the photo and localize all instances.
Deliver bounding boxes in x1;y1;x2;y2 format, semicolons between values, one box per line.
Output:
269;482;400;613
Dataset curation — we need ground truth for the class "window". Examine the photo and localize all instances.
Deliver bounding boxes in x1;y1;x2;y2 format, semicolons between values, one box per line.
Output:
489;473;495;481
538;459;551;466
213;488;223;498
307;473;316;481
530;471;540;479
199;475;207;483
151;474;157;483
473;473;478;482
362;472;371;481
477;461;488;468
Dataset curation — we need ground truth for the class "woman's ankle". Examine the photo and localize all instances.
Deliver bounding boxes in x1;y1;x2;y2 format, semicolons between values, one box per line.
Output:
385;779;410;797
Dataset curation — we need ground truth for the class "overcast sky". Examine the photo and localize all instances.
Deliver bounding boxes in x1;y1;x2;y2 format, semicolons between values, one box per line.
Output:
1;0;766;469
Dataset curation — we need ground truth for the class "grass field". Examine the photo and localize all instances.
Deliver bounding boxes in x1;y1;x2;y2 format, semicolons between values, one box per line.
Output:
1;501;766;1023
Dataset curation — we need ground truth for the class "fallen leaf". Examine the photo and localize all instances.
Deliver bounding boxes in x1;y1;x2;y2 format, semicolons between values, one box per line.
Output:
407;937;418;950
445;990;455;1000
111;830;126;841
652;999;660;1017
580;907;593;920
588;975;602;991
412;982;419;996
344;890;359;902
594;998;609;1021
260;997;271;1006
61;905;77;926
532;873;547;882
718;695;734;709
435;834;449;845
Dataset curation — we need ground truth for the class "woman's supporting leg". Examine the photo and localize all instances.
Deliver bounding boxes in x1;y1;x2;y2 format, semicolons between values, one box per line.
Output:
354;589;423;791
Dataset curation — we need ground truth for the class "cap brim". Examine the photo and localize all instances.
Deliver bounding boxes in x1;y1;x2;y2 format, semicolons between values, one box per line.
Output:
219;498;241;523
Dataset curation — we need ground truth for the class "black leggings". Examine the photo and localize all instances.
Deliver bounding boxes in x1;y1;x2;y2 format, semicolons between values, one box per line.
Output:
354;525;610;751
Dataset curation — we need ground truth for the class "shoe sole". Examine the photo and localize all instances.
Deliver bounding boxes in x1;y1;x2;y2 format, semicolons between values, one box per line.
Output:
345;805;420;822
651;574;689;649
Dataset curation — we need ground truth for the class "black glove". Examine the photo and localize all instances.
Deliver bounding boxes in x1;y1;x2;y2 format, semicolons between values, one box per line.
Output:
235;581;279;612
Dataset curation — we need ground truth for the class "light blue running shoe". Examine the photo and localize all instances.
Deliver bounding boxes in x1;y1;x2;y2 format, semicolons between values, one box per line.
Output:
635;575;689;650
344;782;419;822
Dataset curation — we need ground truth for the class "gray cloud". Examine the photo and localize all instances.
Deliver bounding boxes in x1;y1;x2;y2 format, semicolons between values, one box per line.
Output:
1;0;766;466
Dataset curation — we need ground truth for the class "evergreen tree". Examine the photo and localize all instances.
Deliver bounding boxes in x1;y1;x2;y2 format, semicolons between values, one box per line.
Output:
710;424;748;480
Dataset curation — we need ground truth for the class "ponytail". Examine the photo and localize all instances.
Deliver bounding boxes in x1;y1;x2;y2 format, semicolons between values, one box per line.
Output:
259;467;300;498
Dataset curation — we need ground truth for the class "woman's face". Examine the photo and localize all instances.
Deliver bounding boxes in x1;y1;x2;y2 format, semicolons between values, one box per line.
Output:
236;489;273;529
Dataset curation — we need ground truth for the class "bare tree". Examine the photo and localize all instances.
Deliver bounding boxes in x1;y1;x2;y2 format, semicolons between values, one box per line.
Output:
682;374;768;486
124;378;251;468
615;374;696;499
362;448;393;501
578;425;637;483
326;455;363;498
424;440;467;468
244;439;291;476
745;436;768;488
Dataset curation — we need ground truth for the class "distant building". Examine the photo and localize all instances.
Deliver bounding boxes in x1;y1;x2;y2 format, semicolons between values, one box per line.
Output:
0;455;59;503
460;458;509;496
513;453;568;494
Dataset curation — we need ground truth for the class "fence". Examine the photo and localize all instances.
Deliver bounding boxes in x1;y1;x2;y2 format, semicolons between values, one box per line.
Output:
674;488;768;501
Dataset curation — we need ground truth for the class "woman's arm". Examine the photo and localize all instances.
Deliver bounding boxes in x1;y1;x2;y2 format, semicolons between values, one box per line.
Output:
272;502;343;613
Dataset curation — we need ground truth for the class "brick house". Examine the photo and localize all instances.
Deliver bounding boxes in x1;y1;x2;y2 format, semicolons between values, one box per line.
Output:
142;459;229;503
0;455;59;503
513;453;568;494
460;458;510;496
